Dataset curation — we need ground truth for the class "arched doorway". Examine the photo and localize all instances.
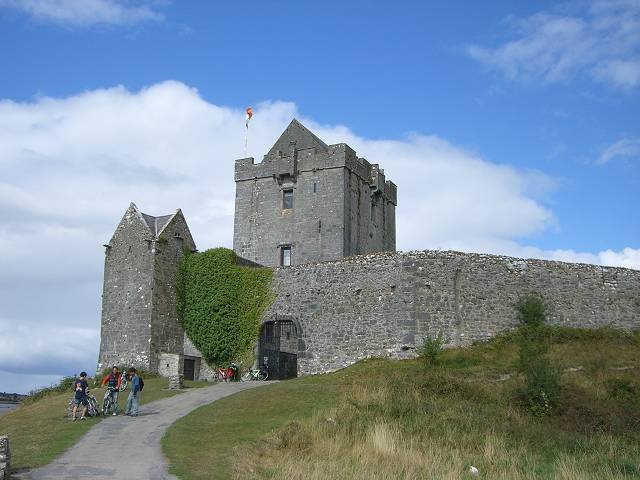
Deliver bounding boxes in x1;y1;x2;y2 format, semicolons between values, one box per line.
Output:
259;319;298;380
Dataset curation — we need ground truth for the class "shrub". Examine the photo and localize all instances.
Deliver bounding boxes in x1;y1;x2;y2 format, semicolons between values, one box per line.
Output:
516;294;546;327
176;248;273;366
24;375;79;404
516;294;559;416
418;333;445;366
607;378;637;402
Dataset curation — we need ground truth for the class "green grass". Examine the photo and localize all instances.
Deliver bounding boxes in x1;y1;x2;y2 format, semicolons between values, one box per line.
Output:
162;375;343;480
163;327;640;480
0;376;209;472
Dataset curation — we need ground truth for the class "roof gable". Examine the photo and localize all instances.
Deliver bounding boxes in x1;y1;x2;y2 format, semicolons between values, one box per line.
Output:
267;118;328;155
141;213;175;237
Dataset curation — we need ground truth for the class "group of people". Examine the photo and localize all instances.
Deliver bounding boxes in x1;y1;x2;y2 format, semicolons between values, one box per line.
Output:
71;366;143;421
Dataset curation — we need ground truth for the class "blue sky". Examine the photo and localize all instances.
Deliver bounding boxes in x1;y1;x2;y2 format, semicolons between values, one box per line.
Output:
0;0;638;393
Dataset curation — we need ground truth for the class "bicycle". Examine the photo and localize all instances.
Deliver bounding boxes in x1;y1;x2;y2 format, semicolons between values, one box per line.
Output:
241;365;269;381
102;388;120;416
117;371;128;392
66;393;99;418
215;363;239;382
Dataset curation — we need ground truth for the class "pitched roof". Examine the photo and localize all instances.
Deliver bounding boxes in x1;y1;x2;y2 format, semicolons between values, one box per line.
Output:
267;118;328;155
141;213;175;237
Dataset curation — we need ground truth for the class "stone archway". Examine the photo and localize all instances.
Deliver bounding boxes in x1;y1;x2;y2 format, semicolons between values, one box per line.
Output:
258;319;298;379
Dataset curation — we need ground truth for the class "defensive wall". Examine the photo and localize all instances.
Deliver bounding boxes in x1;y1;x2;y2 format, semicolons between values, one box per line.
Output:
260;250;640;375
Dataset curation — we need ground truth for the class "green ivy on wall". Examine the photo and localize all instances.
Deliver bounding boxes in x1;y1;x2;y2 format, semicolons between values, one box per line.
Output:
176;248;273;366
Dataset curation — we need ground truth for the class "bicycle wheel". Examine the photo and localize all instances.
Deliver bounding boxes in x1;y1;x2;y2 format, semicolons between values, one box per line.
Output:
102;395;111;415
258;372;268;381
88;397;98;417
120;378;128;391
240;371;251;382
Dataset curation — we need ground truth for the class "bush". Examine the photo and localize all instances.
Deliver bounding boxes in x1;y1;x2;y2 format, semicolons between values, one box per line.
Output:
516;294;546;327
177;248;273;366
24;375;79;404
418;333;445;366
607;378;637;402
516;294;559;416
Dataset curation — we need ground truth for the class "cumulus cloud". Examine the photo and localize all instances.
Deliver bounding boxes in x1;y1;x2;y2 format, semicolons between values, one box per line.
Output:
467;0;640;89
0;81;638;392
0;0;164;27
597;136;640;165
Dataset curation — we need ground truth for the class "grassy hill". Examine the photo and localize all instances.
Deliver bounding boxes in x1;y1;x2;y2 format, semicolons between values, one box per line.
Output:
163;327;639;480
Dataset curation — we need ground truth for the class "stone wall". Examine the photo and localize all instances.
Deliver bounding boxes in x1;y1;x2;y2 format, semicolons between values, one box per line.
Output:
98;204;155;371
158;353;184;389
0;435;9;480
261;250;640;375
150;211;195;372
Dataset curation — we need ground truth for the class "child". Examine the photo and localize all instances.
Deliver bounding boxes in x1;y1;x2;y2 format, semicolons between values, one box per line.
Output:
72;371;89;421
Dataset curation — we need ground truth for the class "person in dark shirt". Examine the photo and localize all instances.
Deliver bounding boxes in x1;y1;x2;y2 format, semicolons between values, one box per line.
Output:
72;371;89;421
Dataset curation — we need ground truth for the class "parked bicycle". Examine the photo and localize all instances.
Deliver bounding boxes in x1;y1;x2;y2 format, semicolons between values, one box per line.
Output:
117;370;128;391
214;362;239;382
241;364;269;381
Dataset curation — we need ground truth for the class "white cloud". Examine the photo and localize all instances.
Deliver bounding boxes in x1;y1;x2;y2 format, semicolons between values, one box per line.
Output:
0;80;638;392
467;0;640;89
597;136;640;164
0;0;164;27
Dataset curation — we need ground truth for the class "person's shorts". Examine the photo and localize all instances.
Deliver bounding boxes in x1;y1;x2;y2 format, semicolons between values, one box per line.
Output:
74;396;88;406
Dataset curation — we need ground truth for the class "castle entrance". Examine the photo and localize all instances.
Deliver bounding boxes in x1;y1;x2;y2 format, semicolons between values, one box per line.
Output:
259;320;297;380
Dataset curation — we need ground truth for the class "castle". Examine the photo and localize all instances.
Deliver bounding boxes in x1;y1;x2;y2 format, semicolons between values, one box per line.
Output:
98;120;640;381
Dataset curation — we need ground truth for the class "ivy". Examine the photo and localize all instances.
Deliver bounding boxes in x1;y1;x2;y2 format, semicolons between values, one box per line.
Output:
176;248;273;366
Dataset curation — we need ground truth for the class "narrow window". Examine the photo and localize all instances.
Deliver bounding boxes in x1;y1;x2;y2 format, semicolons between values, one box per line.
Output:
313;182;317;193
282;189;293;209
280;246;292;266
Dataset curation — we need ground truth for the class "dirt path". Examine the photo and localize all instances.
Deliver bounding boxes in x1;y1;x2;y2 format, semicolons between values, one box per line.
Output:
16;382;266;480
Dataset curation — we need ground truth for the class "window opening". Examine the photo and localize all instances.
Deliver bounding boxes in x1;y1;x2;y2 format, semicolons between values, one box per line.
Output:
282;189;293;209
280;246;292;266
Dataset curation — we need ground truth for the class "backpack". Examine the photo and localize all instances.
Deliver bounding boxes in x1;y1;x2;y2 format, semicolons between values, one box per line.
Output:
138;377;144;392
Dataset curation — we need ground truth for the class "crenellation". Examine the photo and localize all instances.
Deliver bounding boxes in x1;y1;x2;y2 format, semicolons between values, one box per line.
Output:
233;119;397;267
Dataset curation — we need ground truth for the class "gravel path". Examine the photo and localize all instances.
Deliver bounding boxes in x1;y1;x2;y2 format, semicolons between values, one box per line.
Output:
16;382;266;480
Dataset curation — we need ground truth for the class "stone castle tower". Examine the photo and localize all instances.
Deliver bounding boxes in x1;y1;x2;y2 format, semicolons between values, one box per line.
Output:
233;119;397;267
97;203;196;373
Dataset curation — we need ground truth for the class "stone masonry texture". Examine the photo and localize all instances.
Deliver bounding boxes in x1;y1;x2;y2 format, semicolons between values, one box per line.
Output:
0;435;9;480
233;119;397;267
261;250;640;375
98;203;196;374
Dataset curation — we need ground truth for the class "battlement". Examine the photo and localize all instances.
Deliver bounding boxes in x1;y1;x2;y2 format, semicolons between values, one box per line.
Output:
235;140;397;205
233;119;397;266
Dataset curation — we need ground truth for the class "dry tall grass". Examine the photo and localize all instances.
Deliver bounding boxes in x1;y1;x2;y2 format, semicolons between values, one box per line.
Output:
232;329;639;479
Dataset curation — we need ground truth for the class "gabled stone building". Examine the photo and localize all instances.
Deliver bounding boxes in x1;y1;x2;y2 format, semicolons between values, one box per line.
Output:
97;203;196;374
233;119;397;267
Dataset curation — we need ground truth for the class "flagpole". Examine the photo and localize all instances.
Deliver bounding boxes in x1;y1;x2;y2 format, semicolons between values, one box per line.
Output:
244;106;253;156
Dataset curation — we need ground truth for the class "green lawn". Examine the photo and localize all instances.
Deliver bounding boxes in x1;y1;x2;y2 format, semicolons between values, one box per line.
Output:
0;376;209;472
163;328;640;480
